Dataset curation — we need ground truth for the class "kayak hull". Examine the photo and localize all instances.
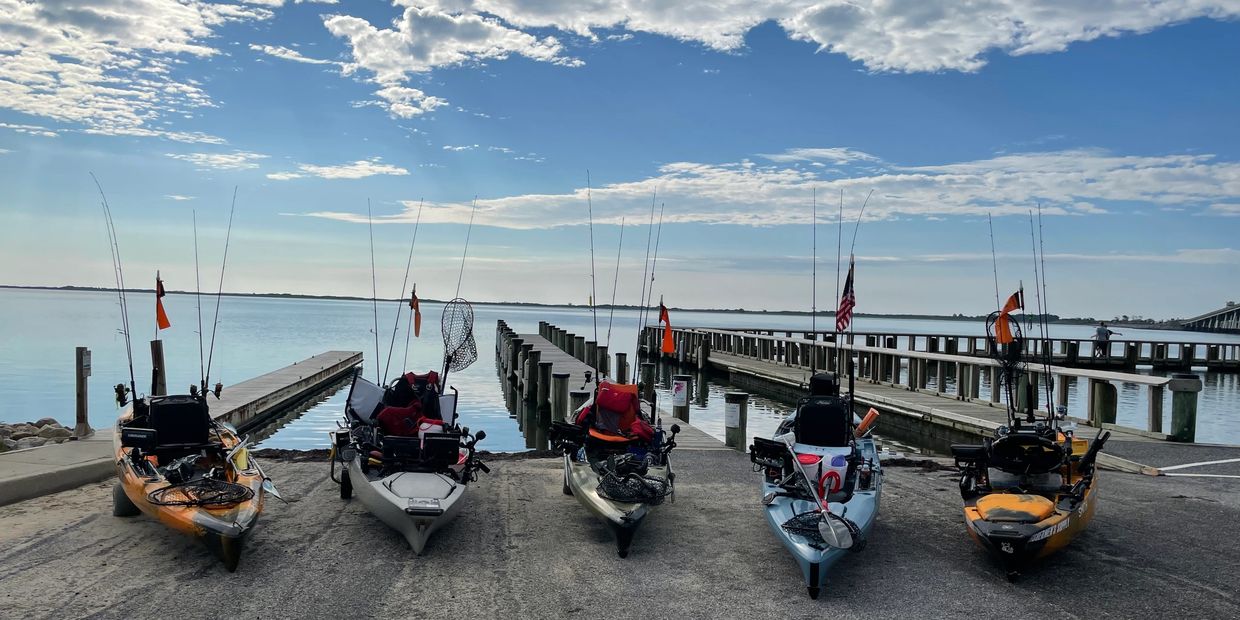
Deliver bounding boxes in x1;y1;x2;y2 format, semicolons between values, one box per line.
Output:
759;437;882;595
113;405;265;572
347;456;466;554
563;454;666;558
963;476;1099;574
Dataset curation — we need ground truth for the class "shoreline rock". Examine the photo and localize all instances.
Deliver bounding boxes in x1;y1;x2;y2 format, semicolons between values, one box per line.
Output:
0;419;74;451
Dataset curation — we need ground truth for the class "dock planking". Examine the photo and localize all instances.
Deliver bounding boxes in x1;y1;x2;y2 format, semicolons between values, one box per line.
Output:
210;350;362;432
513;334;597;393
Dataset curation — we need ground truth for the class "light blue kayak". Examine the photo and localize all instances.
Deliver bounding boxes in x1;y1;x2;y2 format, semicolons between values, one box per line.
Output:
750;374;883;599
757;437;882;598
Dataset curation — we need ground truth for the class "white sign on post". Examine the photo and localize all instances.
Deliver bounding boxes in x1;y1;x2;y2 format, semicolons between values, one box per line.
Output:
81;350;92;377
672;379;688;407
725;402;740;427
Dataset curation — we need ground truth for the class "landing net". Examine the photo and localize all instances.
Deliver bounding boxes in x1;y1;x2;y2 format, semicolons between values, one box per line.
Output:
782;512;827;544
148;478;254;507
598;472;673;505
441;298;477;372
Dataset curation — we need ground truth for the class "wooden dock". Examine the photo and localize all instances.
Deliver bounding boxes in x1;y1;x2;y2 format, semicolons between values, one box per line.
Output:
212;350;362;431
652;326;1240;373
711;350;1155;472
495;322;725;451
0;351;361;507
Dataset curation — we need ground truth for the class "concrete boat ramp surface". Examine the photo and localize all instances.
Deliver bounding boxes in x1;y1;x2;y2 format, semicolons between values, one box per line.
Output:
1;451;1238;619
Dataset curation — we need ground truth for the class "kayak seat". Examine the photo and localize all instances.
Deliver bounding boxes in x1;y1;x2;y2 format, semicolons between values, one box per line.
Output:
346;374;387;426
588;427;636;444
146;395;212;463
976;493;1055;523
989;431;1064;475
794;396;851;447
988;469;1064;493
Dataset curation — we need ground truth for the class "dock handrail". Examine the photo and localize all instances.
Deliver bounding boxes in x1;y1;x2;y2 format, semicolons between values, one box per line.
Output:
640;324;1205;441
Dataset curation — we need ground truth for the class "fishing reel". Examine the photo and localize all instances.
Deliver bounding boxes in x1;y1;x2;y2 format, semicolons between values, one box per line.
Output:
115;383;131;407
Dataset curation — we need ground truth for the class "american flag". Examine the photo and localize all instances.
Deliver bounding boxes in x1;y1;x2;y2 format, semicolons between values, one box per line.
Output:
836;257;855;332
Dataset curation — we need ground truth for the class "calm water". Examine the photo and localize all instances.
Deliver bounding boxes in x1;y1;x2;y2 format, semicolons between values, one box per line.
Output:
3;288;1238;450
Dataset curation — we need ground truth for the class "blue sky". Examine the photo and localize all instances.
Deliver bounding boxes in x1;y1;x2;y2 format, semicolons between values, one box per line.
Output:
1;1;1238;319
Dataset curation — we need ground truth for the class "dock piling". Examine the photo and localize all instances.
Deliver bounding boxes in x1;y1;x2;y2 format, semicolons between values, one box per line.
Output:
525;349;541;402
149;339;167;396
552;372;570;422
616;352;628;383
1169;373;1202;442
74;347;93;438
537;361;552;411
569;390;591;417
724;392;749;450
672;374;692;422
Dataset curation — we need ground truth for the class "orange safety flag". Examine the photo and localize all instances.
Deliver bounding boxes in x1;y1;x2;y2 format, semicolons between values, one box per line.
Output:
409;287;422;337
658;300;675;354
155;272;171;330
994;288;1023;344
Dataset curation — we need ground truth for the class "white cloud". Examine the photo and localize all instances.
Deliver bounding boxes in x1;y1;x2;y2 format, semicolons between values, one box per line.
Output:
293;147;1240;229
761;147;880;164
267;157;409;180
0;122;59;138
0;0;276;143
305;2;1237;127
166;151;268;170
446;1;1240;73
164;194;194;200
1208;203;1240;217
374;85;448;118
443;144;478;151
249;44;338;65
0;148;11;154
321;4;581;118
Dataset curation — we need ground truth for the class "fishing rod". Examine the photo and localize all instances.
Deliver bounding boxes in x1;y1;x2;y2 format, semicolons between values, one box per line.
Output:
383;199;423;383
92;173;137;402
636;191;657;350
204;187;237;395
647;202;665;333
455;198;478;299
440;198;479;391
988;213;1002;316
366;200;380;383
1025;211;1045;418
193;211;205;392
586;172;599;358
834;189;843;375
1035;205;1055;415
604;217;626;359
811;187;817;374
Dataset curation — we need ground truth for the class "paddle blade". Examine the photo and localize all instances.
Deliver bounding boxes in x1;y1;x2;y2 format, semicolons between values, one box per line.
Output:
263;478;285;503
818;513;855;549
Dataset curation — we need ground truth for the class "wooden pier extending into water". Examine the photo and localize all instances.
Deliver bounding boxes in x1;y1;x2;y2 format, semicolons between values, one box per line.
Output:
494;321;725;451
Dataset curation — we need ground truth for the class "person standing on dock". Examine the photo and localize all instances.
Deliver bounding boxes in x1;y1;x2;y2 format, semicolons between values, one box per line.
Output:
1093;322;1120;357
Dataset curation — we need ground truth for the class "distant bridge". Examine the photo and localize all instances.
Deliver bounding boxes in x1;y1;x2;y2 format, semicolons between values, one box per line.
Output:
1183;301;1240;334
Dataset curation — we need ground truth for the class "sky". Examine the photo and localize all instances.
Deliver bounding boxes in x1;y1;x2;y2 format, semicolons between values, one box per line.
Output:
1;1;1239;320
